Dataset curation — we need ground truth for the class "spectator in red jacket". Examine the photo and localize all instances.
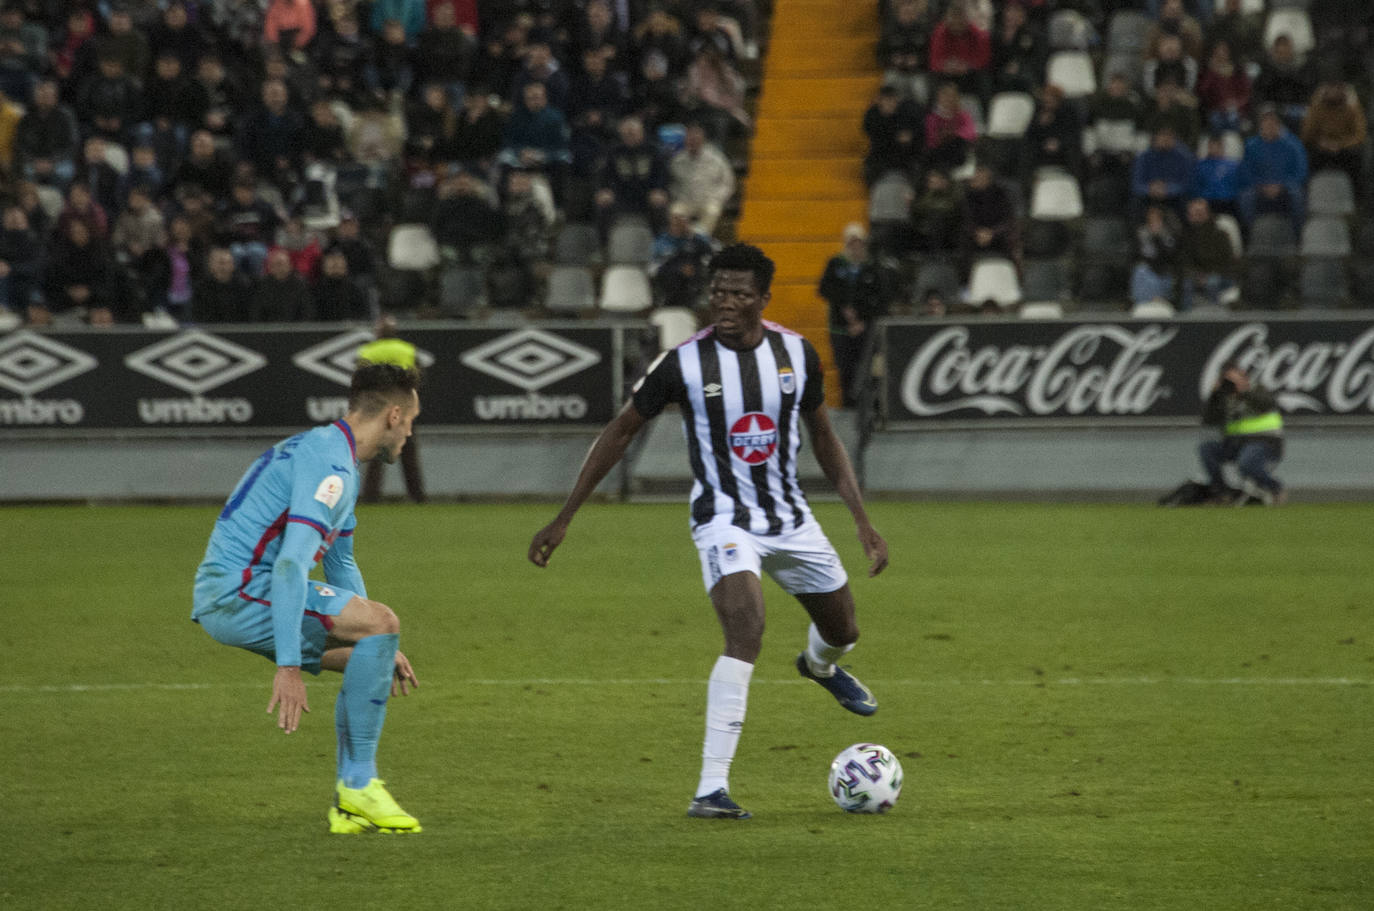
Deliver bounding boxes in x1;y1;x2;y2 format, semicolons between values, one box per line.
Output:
929;1;990;99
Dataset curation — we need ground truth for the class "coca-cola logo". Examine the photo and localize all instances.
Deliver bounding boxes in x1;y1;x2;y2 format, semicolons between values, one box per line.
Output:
1201;323;1374;413
899;325;1176;417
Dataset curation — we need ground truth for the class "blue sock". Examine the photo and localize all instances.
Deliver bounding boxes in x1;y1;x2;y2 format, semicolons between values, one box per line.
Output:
336;633;398;789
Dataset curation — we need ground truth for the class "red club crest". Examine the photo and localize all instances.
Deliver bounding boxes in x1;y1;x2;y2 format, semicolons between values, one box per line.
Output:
729;412;777;464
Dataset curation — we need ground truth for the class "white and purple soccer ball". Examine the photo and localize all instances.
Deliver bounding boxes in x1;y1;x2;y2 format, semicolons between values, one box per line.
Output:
828;743;903;813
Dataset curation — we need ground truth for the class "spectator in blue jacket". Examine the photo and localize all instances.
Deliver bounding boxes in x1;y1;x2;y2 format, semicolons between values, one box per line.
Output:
1131;125;1195;221
1237;106;1307;233
499;81;571;200
1191;133;1240;218
370;0;426;42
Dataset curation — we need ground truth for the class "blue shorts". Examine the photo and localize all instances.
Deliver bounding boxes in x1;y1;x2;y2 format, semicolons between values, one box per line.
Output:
193;580;359;675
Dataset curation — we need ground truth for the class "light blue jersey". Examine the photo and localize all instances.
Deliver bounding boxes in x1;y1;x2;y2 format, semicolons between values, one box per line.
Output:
193;420;366;667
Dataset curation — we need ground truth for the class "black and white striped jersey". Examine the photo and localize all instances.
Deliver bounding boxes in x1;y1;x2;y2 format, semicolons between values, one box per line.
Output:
632;320;825;535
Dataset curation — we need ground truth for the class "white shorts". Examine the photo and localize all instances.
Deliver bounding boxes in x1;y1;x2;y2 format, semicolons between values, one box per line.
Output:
691;519;849;595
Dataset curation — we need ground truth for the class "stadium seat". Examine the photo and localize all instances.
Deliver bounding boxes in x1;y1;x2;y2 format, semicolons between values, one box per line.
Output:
1083;172;1131;216
1264;9;1315;57
1130;298;1176;318
1307;170;1356;217
1106;10;1152;55
387;224;441;271
606;217;655;265
1046;51;1097;99
103;143;129;175
1081;216;1133;261
1300;216;1352;257
553;222;602;265
1022;218;1072;259
967;257;1022;306
1019;301;1064;319
599;265;654;312
1215;214;1244;258
1243;258;1293;309
544;265;597;313
1021;258;1071;302
1048;9;1097;51
869;173;913;222
1099;51;1142;88
0;308;19;331
1077;263;1130;306
986;92;1035;138
911;259;961;305
1247;215;1298;257
437;265;485;317
649;307;699;350
1029;170;1084;220
1299;259;1348;308
1216;0;1264;12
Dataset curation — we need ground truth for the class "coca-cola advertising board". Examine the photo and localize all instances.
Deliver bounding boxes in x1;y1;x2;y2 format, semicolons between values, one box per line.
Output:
883;318;1374;425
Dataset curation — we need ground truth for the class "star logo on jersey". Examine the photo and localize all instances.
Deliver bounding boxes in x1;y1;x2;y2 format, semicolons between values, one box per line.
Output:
0;330;98;396
293;330;435;387
460;328;601;392
124;330;266;394
729;412;777;464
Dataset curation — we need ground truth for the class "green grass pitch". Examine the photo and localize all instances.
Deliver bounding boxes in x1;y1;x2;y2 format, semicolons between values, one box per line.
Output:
3;501;1372;910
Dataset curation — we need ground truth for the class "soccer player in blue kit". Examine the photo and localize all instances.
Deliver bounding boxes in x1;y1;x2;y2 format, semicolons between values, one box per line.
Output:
193;363;423;834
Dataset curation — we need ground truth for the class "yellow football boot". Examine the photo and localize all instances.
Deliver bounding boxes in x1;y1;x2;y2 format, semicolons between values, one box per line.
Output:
332;779;422;834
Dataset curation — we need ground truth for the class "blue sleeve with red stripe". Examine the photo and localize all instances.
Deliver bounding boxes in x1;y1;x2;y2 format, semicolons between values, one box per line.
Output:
269;432;355;666
323;516;366;598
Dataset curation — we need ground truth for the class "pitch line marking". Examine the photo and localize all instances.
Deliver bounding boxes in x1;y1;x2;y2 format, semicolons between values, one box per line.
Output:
1;677;1369;694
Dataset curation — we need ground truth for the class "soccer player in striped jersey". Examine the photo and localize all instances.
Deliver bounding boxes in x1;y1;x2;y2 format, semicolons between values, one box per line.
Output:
192;363;424;833
529;242;889;819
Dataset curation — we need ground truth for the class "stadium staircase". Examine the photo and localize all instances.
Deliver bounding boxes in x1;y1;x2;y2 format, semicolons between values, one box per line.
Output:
736;0;882;404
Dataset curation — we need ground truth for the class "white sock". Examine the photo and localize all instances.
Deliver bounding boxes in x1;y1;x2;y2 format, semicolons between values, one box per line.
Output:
804;623;853;678
696;655;753;798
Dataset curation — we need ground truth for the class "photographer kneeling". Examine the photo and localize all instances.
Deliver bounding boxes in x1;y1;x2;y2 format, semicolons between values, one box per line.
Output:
1200;361;1286;506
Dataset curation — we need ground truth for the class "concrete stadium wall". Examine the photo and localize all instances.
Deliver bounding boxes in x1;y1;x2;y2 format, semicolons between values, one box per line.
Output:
3;414;1370;503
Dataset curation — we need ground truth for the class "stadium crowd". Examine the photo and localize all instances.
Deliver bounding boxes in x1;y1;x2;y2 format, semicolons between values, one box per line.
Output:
0;0;748;329
857;0;1374;316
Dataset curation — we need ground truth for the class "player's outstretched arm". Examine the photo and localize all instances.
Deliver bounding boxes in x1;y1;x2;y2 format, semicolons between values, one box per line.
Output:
802;403;889;577
529;401;648;567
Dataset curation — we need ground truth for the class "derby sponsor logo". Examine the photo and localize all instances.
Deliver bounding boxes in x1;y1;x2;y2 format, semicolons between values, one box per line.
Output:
729;412;778;463
1202;323;1374;414
461;328;601;421
0;330;96;425
899;325;1175;417
125;331;265;424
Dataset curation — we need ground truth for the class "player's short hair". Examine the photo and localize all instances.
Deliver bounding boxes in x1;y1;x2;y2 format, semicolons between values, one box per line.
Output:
709;243;775;295
349;363;421;415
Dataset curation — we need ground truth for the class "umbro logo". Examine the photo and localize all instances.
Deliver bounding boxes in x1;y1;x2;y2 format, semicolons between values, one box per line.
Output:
0;330;97;396
293;330;434;387
125;330;266;394
703;383;723;397
460;328;600;392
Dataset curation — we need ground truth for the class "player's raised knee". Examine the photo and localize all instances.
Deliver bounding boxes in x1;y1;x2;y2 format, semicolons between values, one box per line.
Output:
366;600;401;636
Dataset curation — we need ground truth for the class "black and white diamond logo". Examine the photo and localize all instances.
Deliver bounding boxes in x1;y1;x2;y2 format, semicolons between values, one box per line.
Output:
0;330;98;396
124;330;266;394
460;328;601;392
293;330;435;387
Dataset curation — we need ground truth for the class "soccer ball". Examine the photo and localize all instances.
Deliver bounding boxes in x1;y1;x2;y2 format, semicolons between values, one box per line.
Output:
828;742;903;813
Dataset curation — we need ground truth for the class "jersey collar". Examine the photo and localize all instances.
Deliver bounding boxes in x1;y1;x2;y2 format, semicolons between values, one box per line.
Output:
334;419;357;464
